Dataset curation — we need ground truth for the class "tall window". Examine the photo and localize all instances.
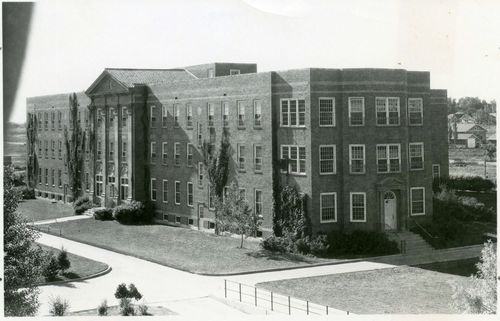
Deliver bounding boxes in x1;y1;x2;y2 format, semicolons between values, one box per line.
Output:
162;105;168;128
120;177;128;200
162;180;168;203
254;100;262;127
45;168;48;185
44;112;48;130
222;102;229;127
58;111;62;130
208;186;215;210
38;139;42;155
238;144;245;171
38;112;43;130
150;105;157;128
122;141;127;162
51;140;55;158
109;142;114;160
151;178;157;201
187;182;193;206
237;101;245;127
408;98;423;125
51;169;55;186
254;145;262;172
255;189;262;216
320;193;337;223
409;143;424;170
44;141;48;158
197;123;203;147
432;164;441;178
350;192;366;222
58;141;62;159
280;99;306;127
174;104;180;127
150;142;157;163
38;168;42;184
85;172;89;190
109;110;114;127
175;181;181;205
376;97;400;125
207;103;215;127
410;187;425;215
376;144;400;173
349;145;365;174
162;142;168;165
319;98;335;126
319;145;336;174
97;141;102;160
198;162;204;186
348;97;365;126
186;104;193;127
122;107;128;127
95;174;103;195
281;145;306;175
174;143;180;166
187;143;193;167
51;112;55;130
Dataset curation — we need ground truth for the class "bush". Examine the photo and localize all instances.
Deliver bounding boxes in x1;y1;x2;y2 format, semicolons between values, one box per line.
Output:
260;235;291;253
119;298;135;316
326;230;399;256
17;186;35;199
97;300;108;316
43;255;60;282
73;195;92;215
49;296;69;316
434;176;495;193
138;303;149;316
112;201;153;225
94;208;114;221
57;247;71;274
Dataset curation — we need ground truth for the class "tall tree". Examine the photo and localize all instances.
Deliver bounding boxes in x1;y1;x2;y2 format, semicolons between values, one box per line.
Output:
457;97;484;115
26;113;38;188
64;93;86;200
4;165;46;316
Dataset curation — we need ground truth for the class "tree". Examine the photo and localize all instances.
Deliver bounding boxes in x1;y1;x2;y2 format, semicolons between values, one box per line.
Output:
485;143;496;161
48;296;70;316
64;93;86;200
447;97;457;115
43;255;60;281
57;247;71;275
26;113;38;188
215;183;262;248
4;165;46;316
452;240;497;313
457;97;484;115
277;185;310;240
114;283;143;316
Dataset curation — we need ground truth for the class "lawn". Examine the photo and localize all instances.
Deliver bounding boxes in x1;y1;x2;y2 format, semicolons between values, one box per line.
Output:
449;162;496;181
18;199;75;222
40;219;332;274
257;266;467;314
36;243;109;284
415;258;479;277
69;304;176;316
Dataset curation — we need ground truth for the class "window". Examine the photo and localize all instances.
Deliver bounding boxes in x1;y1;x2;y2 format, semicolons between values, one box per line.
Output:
162;142;168;165
38;113;43;130
44;140;48;158
198;162;204;186
319;145;336;174
197;123;203;147
120;177;128;200
38;140;42;155
95;174;103;195
122;107;127;127
109;110;114;127
208;186;215;210
174;104;180;127
85;172;89;190
108;176;115;184
255;189;262;217
186;104;193;128
51;112;55;130
187;182;193;206
410;187;425;215
376;97;400;125
162;180;168;203
150;142;157;163
175;181;181;205
237;101;245;127
376;144;401;173
280;99;306;127
174;143;180;166
349;145;365;174
408;98;423;125
38;168;42;184
122;141;127;162
51;140;55;158
254;100;262;127
230;69;240;75
162;105;168;128
319;98;335;126
175;216;181;224
151;178;157;201
432;164;441;178
97;141;102;160
45;168;49;185
51;169;55;186
280;145;306;175
254;145;262;172
409;143;424;170
222;102;229;127
350;192;366;222
44;112;48;130
207;103;215;127
348;97;365;126
238;144;245;171
208;68;215;78
109;142;114;160
58;111;62;130
58;141;62;159
187;143;193;167
150;105;157;127
320;193;337;223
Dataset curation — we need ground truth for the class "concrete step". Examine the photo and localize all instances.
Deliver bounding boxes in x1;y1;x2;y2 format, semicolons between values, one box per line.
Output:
387;230;435;254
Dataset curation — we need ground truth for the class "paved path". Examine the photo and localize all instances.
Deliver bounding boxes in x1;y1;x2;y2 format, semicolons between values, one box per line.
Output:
29;215;91;226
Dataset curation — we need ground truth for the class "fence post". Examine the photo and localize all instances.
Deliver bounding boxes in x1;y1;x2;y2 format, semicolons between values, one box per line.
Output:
271;292;273;311
326;305;329;315
307;301;309;315
224;280;227;298
347;311;349;315
239;283;242;302
255;287;257;306
288;296;291;315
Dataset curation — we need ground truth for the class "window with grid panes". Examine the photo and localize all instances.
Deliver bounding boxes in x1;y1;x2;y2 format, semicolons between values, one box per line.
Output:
255;190;262;216
97;141;102;160
95;174;103;195
122;141;127;162
51;169;55;186
122;107;127;127
238;145;245;171
350;193;366;221
162;105;168;127
174;143;180;166
349;145;365;173
150;105;157;127
376;97;400;125
281;145;306;175
151;179;157;201
150;142;157;162
238;101;245;127
45;168;48;185
207;103;215;127
187;182;193;206
222;102;229;127
319;145;335;174
280;99;306;127
320;193;336;222
162;180;168;202
254;145;262;172
349;97;364;126
197;123;203;147
411;187;425;215
51;140;55;158
38;168;42;184
409;143;424;170
175;181;181;204
377;144;400;173
51;112;55;130
58;169;62;187
58;111;62;129
254;100;262;127
319;98;335;126
187;143;193;166
408;98;423;125
186;104;193;127
120;177;128;200
174;104;180;127
198;162;203;186
432;164;441;178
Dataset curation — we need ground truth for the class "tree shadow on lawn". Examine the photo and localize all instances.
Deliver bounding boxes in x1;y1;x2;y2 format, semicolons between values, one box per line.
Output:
245;249;319;264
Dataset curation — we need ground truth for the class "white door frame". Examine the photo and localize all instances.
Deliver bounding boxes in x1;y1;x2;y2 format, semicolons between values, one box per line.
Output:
383;190;397;230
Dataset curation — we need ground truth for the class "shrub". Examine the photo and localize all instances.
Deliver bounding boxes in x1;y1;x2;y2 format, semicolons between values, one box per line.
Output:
94;208;114;221
97;300;108;316
138;303;149;316
119;298;135;316
326;230;399;256
260;236;291;253
43;255;60;281
49;296;69;316
434;176;495;193
57;247;71;274
112;201;153;225
73;195;92;215
17;186;35;199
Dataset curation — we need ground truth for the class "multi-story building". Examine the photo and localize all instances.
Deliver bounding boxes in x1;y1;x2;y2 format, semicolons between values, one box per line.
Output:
27;62;449;235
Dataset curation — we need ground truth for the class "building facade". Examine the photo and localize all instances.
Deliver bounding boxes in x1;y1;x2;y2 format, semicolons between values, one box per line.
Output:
27;63;449;235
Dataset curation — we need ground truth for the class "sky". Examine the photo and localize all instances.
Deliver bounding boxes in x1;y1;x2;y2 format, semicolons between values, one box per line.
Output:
8;0;500;123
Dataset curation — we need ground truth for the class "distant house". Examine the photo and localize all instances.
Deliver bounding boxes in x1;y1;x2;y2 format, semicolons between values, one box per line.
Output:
451;123;487;144
458;114;475;124
455;133;481;148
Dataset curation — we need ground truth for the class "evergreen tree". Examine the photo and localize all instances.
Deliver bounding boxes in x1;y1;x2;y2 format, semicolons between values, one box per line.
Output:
57;247;71;274
43;256;60;282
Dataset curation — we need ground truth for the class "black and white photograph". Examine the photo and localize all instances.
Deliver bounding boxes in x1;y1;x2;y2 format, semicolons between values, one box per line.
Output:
2;0;498;319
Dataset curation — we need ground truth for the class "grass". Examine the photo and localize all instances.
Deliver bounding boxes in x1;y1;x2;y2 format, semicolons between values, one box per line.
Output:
415;258;479;277
257;266;467;314
17;199;75;222
36;243;109;284
40;219;333;274
68;304;176;316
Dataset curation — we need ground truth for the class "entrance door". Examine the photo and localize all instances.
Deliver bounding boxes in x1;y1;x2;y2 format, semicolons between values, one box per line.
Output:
197;203;204;230
384;191;397;230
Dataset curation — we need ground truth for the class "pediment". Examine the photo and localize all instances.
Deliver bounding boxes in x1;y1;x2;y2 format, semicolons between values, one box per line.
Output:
86;72;128;96
376;176;405;190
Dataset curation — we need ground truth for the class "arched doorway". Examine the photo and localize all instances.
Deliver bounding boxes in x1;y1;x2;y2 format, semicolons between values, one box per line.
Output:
384;190;397;230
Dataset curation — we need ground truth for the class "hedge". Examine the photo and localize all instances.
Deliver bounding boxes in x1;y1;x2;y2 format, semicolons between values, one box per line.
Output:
112;200;154;225
94;208;114;221
433;176;495;193
74;196;92;215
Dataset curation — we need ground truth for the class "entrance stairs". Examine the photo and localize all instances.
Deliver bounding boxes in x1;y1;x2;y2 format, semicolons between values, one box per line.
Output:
386;230;434;255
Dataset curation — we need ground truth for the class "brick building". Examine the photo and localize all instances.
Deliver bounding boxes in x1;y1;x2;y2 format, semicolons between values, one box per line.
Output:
27;63;449;235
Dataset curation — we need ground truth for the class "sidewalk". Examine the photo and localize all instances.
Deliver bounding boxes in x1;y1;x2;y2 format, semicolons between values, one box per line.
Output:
29;215;91;226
